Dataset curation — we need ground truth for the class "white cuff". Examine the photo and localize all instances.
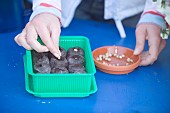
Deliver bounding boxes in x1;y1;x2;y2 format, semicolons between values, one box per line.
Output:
138;13;166;29
29;6;61;22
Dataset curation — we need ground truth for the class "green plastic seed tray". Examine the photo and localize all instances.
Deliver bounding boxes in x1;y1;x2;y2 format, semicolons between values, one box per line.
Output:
24;36;97;97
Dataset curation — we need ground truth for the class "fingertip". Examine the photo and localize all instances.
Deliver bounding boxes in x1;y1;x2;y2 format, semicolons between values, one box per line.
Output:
139;61;147;66
27;47;33;50
45;49;49;52
53;53;60;59
14;34;21;46
58;55;61;59
14;34;19;40
134;48;141;55
58;49;61;56
54;46;61;57
42;46;49;52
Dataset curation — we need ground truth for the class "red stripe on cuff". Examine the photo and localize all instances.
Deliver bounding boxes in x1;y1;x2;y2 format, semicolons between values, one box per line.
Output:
40;3;61;12
143;11;169;27
143;11;165;18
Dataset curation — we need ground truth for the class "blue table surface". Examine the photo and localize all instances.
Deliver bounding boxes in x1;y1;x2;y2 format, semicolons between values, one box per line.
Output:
0;18;170;113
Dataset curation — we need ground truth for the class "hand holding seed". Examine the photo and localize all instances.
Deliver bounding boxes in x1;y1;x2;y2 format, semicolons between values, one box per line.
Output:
134;24;166;66
14;13;61;59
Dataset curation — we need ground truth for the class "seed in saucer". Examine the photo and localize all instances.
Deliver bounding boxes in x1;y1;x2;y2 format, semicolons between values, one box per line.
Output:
116;63;119;66
96;57;100;61
108;53;112;57
102;55;106;59
119;56;123;59
108;64;112;66
105;53;109;57
99;57;102;61
112;64;115;66
102;61;106;64
113;53;117;57
107;58;111;61
105;57;108;61
115;47;118;54
103;61;108;65
99;55;103;58
127;58;131;62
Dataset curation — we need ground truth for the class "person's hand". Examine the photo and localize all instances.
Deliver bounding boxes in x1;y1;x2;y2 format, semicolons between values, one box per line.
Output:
134;24;166;66
14;13;61;59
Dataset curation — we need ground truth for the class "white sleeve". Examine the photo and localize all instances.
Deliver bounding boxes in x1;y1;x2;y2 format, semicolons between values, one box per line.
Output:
143;0;158;13
138;0;167;29
30;0;62;22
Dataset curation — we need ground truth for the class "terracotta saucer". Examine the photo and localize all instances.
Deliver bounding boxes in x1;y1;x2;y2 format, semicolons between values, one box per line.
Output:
92;46;140;74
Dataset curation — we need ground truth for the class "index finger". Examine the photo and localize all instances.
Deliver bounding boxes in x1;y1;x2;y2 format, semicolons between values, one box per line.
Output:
35;25;61;59
134;25;146;55
26;25;49;52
